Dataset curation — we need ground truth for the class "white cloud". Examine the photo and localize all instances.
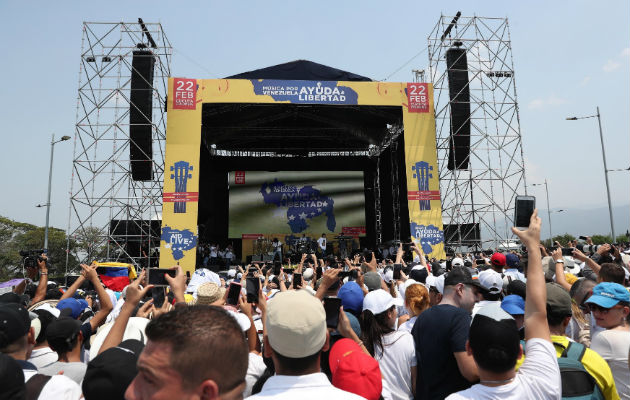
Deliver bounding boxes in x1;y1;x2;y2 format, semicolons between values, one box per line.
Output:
621;47;630;58
527;95;567;110
602;59;620;72
579;76;591;86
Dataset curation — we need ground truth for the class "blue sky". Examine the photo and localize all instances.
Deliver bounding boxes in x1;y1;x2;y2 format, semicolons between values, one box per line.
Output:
0;0;628;236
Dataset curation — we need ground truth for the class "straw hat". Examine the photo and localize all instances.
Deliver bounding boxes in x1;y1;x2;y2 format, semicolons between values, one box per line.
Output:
196;282;226;305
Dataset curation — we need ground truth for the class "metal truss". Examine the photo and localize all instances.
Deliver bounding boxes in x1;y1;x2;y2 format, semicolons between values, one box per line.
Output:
428;15;527;251
65;21;172;270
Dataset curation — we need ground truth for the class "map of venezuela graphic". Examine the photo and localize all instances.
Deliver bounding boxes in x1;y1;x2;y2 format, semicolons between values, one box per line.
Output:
260;179;336;233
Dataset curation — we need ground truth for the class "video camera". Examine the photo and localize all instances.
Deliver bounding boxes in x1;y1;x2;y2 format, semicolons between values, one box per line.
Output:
19;249;49;269
573;243;612;254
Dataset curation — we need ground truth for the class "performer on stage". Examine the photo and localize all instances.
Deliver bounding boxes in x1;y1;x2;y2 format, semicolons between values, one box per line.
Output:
317;233;327;256
272;237;283;261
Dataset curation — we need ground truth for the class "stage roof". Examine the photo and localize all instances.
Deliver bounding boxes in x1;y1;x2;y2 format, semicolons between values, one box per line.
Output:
224;59;372;82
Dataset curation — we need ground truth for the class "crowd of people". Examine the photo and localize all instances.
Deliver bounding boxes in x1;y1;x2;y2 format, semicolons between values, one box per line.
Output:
1;209;629;399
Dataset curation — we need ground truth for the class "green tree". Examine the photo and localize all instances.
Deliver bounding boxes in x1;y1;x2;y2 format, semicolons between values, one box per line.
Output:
71;226;108;264
590;234;613;245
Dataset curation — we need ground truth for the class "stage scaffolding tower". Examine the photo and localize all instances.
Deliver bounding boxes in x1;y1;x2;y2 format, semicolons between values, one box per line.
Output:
65;21;172;271
428;15;527;251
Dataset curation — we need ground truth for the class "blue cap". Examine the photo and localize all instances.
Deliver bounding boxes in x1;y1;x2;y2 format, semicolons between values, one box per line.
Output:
585;282;630;309
505;253;520;268
56;298;84;319
501;294;525;315
338;281;364;313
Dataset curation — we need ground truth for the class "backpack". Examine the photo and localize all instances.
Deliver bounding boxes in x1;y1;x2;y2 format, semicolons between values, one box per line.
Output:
521;340;604;400
556;341;604;400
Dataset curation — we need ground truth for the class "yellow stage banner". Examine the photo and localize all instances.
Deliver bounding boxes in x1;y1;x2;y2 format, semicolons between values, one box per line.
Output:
160;78;445;273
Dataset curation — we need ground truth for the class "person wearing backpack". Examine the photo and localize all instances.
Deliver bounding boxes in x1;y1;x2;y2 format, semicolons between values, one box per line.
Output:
515;283;619;399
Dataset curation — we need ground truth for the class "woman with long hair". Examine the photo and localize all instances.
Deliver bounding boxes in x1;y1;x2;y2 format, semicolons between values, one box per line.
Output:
361;289;416;400
399;283;430;333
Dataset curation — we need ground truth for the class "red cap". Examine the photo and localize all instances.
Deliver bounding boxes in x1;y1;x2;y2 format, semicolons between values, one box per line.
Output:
491;253;507;267
329;339;382;400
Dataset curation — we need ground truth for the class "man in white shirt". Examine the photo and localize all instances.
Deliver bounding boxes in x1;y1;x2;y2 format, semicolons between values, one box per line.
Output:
317;234;327;256
247;290;364;399
447;209;561;399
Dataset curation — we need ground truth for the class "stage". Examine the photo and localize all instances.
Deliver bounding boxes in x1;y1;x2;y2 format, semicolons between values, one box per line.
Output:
159;60;446;272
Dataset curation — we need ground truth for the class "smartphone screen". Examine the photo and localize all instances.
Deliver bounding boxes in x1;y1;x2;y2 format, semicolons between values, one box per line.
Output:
246;277;259;303
151;287;166;308
148;268;176;286
561;247;574;256
316;266;323;280
293;273;302;289
514;195;535;228
393;264;402;280
476;259;485;266
226;282;241;306
323;297;342;328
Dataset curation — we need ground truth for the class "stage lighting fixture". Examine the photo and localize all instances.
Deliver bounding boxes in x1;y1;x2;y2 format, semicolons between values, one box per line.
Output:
86;56;96;62
102;56;111;62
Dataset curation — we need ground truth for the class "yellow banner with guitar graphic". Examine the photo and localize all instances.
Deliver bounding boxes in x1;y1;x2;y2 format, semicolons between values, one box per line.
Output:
160;78;445;273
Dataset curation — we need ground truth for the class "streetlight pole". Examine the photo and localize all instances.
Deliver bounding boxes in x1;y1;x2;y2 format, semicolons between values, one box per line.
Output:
531;180;552;242
566;107;616;241
42;134;71;252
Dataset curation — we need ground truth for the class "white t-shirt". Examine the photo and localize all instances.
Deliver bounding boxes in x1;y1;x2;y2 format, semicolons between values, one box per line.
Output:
590;329;630;399
247;372;364;399
317;237;327;250
244;353;267;397
187;268;221;297
28;347;58;369
398;315;417;333
374;330;417;400
472;300;502;318
23;368;82;400
210;246;218;257
446;338;561;400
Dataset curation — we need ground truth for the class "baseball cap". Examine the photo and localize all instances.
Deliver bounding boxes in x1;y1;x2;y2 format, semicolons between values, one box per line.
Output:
46;317;82;347
444;266;487;293
362;289;403;315
266;290;327;358
0;353;25;400
196;282;225;306
477;270;503;294
409;267;428;283
585;282;630;309
491;253;507;267
328;338;382;400
505;253;520;268
337;282;364;314
363;272;382;292
227;310;251;332
546;283;572;316
82;339;144;400
451;257;464;267
563;257;580;276
505;279;526;299
382;269;394;284
56;298;85;319
0;292;30;307
0;303;33;348
32;302;61;318
469;305;520;371
303;267;314;281
501;295;525;315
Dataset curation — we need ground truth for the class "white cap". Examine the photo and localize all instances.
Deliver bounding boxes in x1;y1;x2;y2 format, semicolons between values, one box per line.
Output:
32;302;61;318
227;310;251;332
564;257;580;275
266;290;326;358
227;269;236;278
452;257;464;267
425;275;445;294
478;270;503;294
362;289;403;315
303;267;314;281
383;269;394;283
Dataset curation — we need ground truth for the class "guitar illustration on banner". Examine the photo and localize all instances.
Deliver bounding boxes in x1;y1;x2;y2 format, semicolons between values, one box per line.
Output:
409;161;441;210
163;161;198;214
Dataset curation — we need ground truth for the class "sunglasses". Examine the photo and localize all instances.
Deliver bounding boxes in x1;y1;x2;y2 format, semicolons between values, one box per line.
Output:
587;303;623;314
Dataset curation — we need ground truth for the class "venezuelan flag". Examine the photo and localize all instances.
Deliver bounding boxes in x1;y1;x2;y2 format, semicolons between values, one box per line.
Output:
92;262;136;292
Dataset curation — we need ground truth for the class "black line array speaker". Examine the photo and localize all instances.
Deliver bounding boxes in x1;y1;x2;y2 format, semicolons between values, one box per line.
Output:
446;47;471;170
130;50;155;181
